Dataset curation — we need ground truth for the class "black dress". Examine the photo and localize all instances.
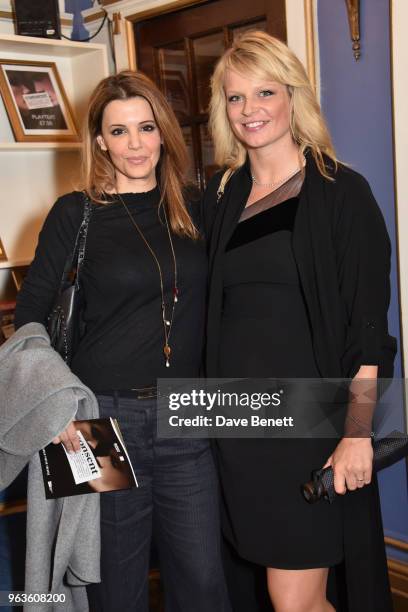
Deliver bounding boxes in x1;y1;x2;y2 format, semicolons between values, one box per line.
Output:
216;194;344;568
205;155;395;610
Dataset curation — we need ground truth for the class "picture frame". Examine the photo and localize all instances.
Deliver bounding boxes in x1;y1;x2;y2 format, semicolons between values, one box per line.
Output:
11;265;29;292
0;59;79;142
0;238;7;262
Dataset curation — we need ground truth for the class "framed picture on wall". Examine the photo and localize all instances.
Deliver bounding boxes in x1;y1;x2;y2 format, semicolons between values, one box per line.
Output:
0;59;79;142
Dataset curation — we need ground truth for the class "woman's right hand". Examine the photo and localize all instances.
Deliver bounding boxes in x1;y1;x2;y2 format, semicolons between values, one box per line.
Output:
52;421;81;453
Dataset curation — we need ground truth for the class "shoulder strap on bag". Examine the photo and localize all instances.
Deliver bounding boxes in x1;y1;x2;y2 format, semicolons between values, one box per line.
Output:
216;168;234;203
59;193;92;293
74;193;92;290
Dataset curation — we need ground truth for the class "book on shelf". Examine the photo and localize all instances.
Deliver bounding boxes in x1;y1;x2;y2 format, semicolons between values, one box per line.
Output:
39;417;138;499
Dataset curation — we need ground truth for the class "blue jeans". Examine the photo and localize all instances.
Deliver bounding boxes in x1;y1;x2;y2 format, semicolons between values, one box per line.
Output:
87;393;231;612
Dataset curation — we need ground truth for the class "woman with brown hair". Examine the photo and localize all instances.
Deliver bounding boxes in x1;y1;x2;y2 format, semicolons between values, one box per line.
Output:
15;70;230;612
203;31;396;612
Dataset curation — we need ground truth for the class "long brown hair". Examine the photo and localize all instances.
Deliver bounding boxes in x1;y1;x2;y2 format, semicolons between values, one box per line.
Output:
209;31;338;179
82;70;197;238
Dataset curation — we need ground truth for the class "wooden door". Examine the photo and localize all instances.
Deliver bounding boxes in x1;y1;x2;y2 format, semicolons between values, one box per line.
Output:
134;0;286;188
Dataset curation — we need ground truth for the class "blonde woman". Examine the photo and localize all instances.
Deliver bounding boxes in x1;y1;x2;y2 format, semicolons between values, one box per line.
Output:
15;71;230;612
204;32;396;612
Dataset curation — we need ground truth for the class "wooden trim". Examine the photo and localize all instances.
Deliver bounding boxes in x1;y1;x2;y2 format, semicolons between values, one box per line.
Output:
126;0;208;24
84;10;107;24
0;237;7;262
126;17;137;71
392;587;408;599
385;536;408;553
0;10;13;20
62;11;106;26
389;0;408;392
388;558;408;600
389;559;408;577
304;0;316;91
0;499;27;517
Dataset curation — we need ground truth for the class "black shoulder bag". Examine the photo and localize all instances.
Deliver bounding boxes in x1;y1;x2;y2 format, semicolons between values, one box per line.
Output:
47;193;92;365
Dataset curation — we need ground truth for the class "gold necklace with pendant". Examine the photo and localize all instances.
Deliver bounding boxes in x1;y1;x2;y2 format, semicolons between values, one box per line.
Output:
117;192;178;368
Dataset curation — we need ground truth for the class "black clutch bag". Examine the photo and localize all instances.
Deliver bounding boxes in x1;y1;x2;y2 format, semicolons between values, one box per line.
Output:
46;194;92;364
302;430;408;503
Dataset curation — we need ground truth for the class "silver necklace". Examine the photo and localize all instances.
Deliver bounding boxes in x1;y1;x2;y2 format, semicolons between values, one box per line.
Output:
251;164;303;189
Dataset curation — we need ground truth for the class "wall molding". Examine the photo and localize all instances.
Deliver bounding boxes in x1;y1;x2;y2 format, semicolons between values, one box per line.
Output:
85;10;107;24
388;558;408;601
304;0;316;91
391;0;408;384
127;0;207;22
385;536;408;553
285;0;314;85
0;9;12;20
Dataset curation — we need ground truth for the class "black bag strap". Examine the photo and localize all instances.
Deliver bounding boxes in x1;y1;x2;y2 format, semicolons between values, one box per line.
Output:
59;192;93;293
74;193;92;290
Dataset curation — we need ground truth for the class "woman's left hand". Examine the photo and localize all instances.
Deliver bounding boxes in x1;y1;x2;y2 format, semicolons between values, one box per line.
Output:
322;437;373;494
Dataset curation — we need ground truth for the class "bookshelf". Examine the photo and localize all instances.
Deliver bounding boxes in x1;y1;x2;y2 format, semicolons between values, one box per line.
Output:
0;34;109;325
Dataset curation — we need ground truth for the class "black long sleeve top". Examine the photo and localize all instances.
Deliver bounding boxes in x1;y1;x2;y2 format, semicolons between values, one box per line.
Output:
15;187;207;391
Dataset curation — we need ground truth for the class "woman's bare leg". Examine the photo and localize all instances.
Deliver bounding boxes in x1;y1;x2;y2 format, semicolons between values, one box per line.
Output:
266;567;335;612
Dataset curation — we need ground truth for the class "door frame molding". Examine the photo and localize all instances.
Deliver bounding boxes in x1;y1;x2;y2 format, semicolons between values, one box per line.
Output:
127;0;208;22
103;0;318;92
390;0;408;381
126;0;208;70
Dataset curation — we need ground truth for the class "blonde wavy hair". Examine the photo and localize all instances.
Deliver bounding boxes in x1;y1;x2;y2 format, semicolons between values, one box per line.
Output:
82;70;197;239
209;31;338;178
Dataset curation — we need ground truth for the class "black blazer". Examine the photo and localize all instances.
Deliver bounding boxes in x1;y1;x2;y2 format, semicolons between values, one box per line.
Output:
202;152;396;612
